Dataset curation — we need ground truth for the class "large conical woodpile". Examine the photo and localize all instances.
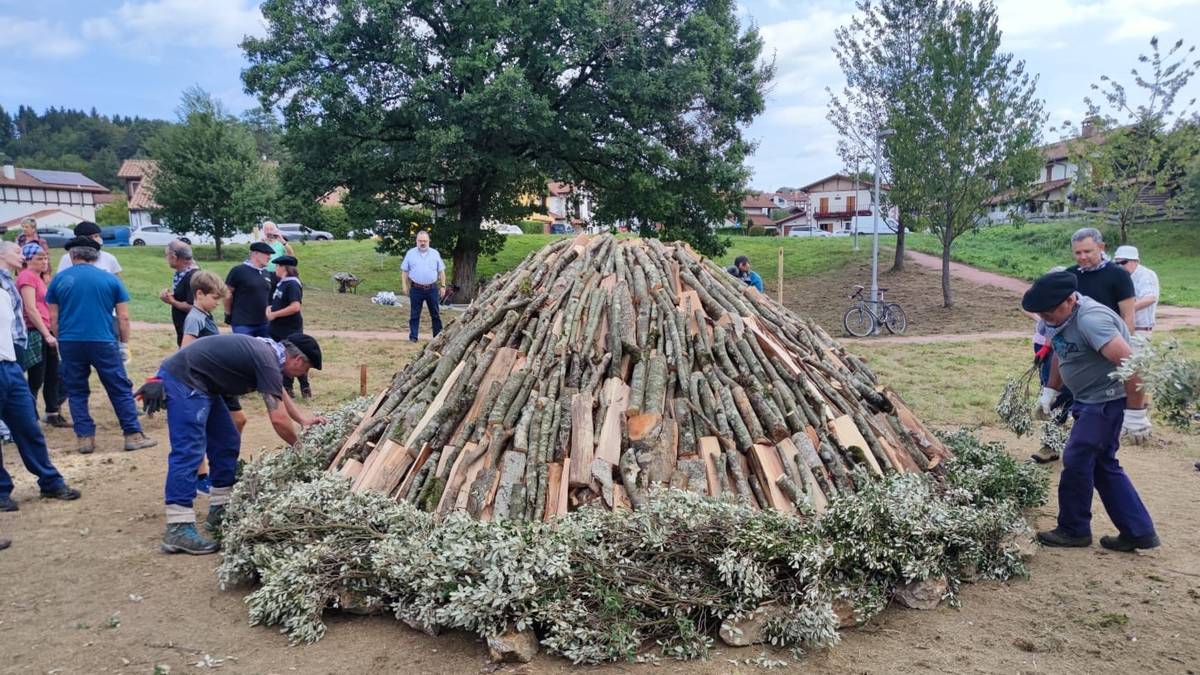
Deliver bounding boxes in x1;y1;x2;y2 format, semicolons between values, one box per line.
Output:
326;234;951;519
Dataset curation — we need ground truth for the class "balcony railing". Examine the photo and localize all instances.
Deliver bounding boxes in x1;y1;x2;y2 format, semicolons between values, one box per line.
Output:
813;209;872;219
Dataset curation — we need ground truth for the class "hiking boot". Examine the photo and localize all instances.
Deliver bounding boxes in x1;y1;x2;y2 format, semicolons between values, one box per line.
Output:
161;523;219;555
45;413;70;429
0;536;10;551
124;432;157;451
1037;528;1092;548
1100;533;1161;552
40;485;81;501
0;496;18;512
1030;446;1060;464
77;436;95;454
205;505;226;535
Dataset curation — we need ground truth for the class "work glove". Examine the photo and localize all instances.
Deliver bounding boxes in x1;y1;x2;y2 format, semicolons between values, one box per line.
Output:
1122;407;1152;445
134;377;165;417
1033;343;1053;366
119;342;131;364
1033;387;1058;420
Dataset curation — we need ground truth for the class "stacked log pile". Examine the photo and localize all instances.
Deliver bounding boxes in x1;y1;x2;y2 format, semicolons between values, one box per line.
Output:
326;234;951;519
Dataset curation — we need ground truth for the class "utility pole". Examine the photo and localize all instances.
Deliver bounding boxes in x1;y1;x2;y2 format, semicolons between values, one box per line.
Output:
870;129;895;331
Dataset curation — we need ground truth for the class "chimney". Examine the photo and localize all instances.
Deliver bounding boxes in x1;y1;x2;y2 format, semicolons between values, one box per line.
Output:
1081;116;1099;139
1;156;14;180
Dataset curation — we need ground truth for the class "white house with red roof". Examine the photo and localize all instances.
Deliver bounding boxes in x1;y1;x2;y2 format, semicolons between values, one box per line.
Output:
118;158;160;228
0;159;109;232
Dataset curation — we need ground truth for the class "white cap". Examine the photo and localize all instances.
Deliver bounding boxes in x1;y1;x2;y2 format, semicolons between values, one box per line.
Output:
1113;245;1139;261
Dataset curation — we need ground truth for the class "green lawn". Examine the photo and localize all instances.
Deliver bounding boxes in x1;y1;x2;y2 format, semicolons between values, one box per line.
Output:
905;220;1200;306
95;234;869;325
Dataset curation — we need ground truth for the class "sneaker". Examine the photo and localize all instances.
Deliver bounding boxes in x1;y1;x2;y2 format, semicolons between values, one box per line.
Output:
40;485;82;501
1099;533;1161;552
77;436;95;455
161;523;219;555
195;475;211;497
1030;446;1060;464
205;505;226;534
123;432;157;451
0;496;18;512
45;413;70;429
1037;528;1091;548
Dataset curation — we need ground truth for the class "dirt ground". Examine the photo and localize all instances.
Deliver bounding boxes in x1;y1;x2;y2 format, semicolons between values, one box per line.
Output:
784;257;1031;339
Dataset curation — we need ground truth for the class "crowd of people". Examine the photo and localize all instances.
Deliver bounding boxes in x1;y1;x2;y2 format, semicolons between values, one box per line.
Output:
0;218;325;553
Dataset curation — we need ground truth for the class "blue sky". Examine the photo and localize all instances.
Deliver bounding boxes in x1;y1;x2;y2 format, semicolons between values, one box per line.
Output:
3;0;1199;191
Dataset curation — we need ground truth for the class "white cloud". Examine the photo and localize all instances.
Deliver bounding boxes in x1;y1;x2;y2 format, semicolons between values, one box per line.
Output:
1107;16;1173;43
996;0;1194;48
0;16;84;58
81;0;265;54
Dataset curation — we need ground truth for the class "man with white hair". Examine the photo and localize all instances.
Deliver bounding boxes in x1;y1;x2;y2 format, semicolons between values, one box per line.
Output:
0;241;82;532
1112;245;1159;336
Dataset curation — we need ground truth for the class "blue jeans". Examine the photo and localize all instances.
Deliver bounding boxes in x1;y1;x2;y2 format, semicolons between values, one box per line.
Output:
232;323;271;338
409;286;442;340
58;341;142;438
1057;398;1156;539
161;373;241;509
0;360;66;498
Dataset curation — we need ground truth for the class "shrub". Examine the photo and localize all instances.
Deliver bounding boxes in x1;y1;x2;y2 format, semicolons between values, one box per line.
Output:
747;225;767;237
518;219;545;234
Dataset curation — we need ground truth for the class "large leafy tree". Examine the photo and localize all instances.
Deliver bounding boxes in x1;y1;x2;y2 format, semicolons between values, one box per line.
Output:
148;88;273;259
243;0;772;300
828;0;953;271
1066;38;1200;244
888;0;1043;307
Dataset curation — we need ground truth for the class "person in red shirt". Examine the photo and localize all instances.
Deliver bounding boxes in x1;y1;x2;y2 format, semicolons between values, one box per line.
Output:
15;244;67;427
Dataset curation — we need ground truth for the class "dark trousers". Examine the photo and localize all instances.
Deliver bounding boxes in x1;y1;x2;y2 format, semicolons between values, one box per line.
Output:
232;323;271;338
58;341;142;438
162;373;241;510
0;360;66;499
1057;398;1156;539
408;286;442;340
25;340;61;417
283;374;310;396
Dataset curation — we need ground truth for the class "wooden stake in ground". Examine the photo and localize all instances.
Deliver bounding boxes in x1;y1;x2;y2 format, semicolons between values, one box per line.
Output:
777;246;784;305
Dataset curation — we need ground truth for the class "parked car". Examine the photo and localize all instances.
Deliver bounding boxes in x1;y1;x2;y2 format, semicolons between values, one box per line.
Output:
787;229;833;238
276;223;333;241
549;222;573;235
131;225;187;246
494;224;523;235
35;227;75;249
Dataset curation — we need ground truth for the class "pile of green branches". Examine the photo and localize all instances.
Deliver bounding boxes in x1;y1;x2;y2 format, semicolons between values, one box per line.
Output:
218;406;1047;663
1115;336;1200;429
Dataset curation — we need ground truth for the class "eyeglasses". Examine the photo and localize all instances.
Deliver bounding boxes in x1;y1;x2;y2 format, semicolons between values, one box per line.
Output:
1115;260;1131;266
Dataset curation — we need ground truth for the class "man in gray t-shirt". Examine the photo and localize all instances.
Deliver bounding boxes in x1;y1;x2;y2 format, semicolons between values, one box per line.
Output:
1022;271;1158;553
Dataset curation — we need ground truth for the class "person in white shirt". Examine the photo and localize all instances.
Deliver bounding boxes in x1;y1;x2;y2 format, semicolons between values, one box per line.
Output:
1112;245;1158;335
56;222;123;277
400;230;447;341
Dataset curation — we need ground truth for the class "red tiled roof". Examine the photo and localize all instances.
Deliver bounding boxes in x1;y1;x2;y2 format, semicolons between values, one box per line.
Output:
117;159;156;180
742;193;776;210
796;173;875;193
746;213;775;227
774;211;810;226
0;167;108;192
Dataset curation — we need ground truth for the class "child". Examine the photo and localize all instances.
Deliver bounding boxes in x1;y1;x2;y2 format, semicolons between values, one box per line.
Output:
180;271;246;493
266;256;311;398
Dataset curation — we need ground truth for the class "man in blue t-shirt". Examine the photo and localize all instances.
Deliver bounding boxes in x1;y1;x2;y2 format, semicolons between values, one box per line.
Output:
46;237;157;455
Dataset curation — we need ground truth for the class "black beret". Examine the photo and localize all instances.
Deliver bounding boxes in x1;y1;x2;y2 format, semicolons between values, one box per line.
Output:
249;242;275;254
64;236;101;251
273;255;298;267
286;332;322;370
73;221;102;237
1022;271;1078;312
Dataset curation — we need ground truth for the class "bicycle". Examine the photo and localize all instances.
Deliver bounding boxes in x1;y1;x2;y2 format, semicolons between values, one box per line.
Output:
842;285;907;337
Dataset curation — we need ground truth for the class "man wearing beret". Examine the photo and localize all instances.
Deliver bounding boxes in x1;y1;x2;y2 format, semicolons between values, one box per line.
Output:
46;237;156;455
147;331;327;554
1023;271;1159;552
223;242;275;338
56;221;123;277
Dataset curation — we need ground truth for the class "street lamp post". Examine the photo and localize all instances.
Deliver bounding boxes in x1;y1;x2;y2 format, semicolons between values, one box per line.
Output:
870;129;895;325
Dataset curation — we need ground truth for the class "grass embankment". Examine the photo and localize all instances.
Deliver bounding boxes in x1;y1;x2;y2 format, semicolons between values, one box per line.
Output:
103;235;868;328
905;220;1200;307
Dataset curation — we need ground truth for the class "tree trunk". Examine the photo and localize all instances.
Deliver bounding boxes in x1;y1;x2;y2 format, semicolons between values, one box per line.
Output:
214;236;224;260
940;234;953;308
891;220;906;271
451;180;485;303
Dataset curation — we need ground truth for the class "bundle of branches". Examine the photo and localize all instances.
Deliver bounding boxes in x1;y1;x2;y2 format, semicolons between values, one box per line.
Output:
327;234;951;520
995;361;1040;437
219;417;1045;661
1115;336;1200;429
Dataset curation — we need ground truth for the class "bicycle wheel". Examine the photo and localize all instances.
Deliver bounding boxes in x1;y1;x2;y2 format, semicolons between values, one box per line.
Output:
882;303;907;334
843;306;876;337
